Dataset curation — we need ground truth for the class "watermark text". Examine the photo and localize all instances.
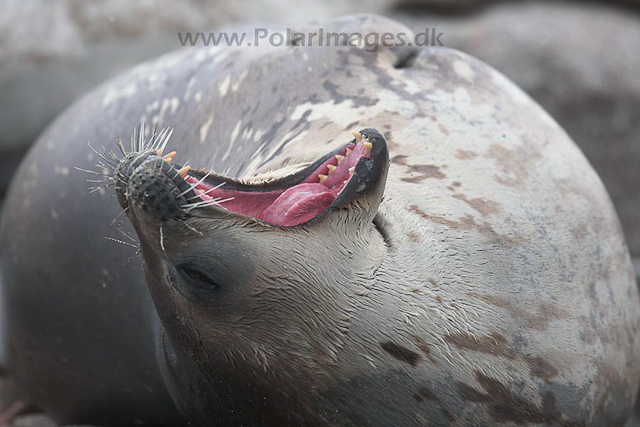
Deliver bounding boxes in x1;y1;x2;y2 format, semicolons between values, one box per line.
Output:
178;28;444;52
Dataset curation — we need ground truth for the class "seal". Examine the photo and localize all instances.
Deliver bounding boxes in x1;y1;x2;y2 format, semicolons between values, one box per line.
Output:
104;125;388;426
1;13;639;427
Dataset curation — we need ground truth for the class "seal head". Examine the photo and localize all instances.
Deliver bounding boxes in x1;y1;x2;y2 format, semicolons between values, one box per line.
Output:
114;128;389;425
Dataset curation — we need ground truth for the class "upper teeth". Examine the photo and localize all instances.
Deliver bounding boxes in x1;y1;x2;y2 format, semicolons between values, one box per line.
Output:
327;164;337;174
363;142;372;156
178;165;191;177
352;131;362;142
163;151;177;163
335;155;345;165
318;174;328;183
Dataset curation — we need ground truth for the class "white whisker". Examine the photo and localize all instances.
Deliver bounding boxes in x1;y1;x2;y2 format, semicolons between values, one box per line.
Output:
138;122;146;151
151;127;169;151
158;128;173;154
86;178;112;183
115;136;127;155
110;207;129;226
182;221;204;236
74;167;112;176
105;236;139;249
88;142;119;167
182;196;234;211
116;226;138;243
177;171;211;197
131;127;137;152
185;181;226;201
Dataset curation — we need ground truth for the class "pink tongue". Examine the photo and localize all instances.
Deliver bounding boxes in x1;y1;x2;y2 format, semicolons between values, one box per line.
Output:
261;183;336;226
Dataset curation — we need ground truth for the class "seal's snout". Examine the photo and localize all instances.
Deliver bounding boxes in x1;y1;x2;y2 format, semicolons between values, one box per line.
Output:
101;125;388;227
115;150;192;222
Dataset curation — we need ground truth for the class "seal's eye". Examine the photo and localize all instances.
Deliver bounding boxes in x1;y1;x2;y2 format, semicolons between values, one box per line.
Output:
177;266;218;291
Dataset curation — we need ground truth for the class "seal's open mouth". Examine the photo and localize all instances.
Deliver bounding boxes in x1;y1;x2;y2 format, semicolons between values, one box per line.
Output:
181;133;372;226
114;129;386;227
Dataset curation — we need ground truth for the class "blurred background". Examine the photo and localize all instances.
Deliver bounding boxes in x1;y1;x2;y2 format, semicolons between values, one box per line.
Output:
0;0;639;423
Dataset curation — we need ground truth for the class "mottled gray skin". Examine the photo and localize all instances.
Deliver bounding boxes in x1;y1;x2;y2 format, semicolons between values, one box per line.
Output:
1;13;639;426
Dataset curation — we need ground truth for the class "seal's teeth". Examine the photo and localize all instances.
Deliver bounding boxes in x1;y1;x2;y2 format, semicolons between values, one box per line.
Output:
346;148;352;156
343;179;348;185
318;174;328;183
163;151;177;163
352;131;362;142
363;142;372;156
156;149;163;156
327;164;337;174
178;165;191;178
348;166;355;175
335;155;345;165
